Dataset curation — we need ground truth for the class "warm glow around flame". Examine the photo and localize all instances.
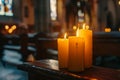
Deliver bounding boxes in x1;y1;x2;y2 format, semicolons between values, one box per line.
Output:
119;1;120;5
6;25;17;34
73;25;77;30
82;23;89;30
11;25;16;30
119;28;120;31
5;25;9;30
8;29;13;34
86;25;89;30
64;33;67;39
105;28;111;32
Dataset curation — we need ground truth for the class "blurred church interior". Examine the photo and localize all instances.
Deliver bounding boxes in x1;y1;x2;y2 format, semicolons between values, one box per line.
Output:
0;0;120;80
1;0;120;34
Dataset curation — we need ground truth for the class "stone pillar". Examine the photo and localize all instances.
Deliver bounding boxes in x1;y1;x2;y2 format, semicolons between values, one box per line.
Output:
34;0;50;32
90;0;99;32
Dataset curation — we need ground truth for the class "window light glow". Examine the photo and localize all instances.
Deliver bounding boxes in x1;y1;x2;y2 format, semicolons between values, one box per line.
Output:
0;0;13;16
119;0;120;5
50;0;57;21
78;10;84;22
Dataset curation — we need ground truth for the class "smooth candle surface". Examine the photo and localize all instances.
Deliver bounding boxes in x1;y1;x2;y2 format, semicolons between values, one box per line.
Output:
68;36;84;72
57;38;68;68
79;29;93;68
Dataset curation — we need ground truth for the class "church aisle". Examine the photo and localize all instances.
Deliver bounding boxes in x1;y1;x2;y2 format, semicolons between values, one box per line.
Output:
0;61;28;80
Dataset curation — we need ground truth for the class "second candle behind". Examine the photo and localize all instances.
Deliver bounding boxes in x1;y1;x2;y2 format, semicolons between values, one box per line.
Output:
68;32;84;72
79;24;93;68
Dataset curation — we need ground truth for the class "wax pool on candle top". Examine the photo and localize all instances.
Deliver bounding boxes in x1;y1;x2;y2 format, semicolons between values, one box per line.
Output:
57;33;69;68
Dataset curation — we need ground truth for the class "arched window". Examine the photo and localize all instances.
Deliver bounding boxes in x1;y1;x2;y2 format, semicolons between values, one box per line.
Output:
0;0;13;16
50;0;57;21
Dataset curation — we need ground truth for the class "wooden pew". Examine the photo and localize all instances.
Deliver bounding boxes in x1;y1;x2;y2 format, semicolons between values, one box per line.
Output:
17;59;120;80
35;38;58;60
3;33;36;63
93;32;120;56
35;32;120;63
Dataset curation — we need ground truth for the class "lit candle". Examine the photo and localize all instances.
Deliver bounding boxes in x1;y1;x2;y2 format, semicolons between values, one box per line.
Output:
119;28;120;31
105;28;111;32
57;33;69;68
68;30;84;72
79;23;93;68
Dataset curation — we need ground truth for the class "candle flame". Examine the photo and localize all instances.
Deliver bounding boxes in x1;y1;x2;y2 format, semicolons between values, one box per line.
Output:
86;25;89;30
64;33;67;39
11;25;17;30
82;23;89;30
73;25;77;30
5;25;9;30
119;28;120;31
105;28;111;32
76;28;80;37
82;23;86;30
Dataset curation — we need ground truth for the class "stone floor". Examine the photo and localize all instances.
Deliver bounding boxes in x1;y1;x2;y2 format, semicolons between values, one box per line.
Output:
0;62;28;80
0;49;28;80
